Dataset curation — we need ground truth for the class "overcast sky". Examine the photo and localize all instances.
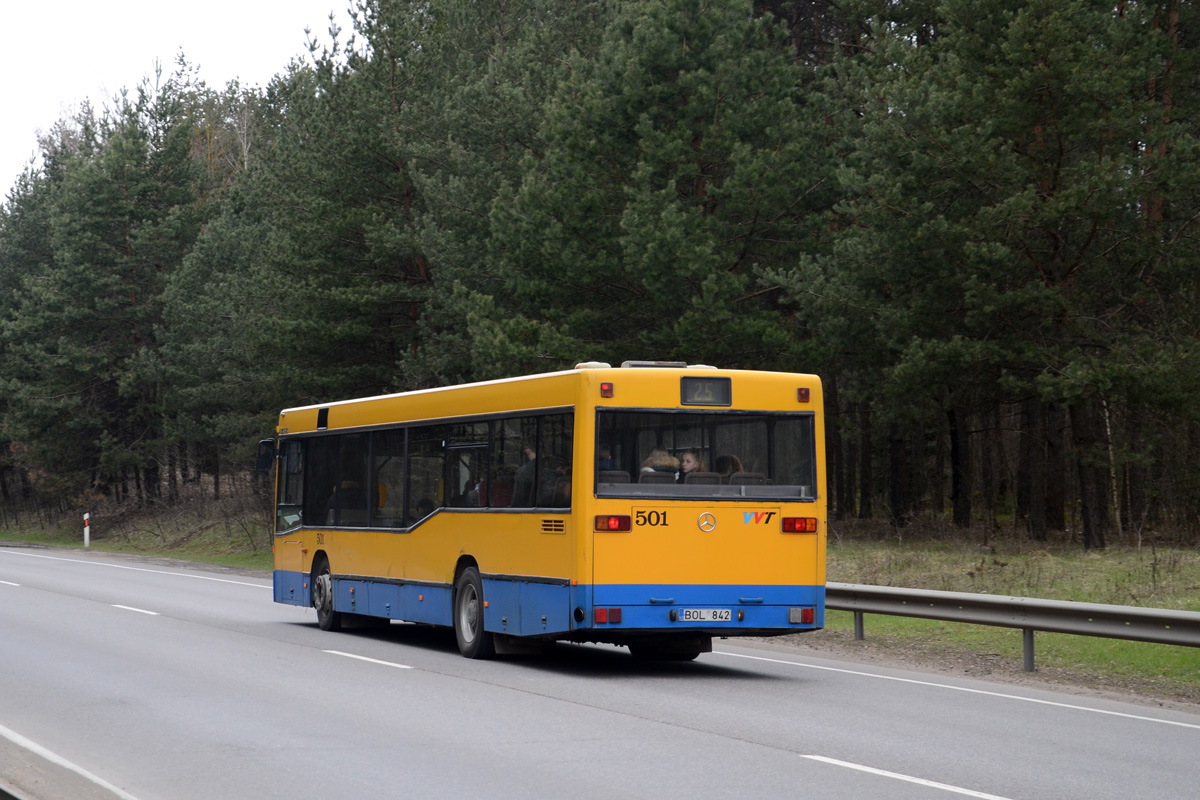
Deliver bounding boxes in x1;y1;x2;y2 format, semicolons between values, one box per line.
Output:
1;1;354;200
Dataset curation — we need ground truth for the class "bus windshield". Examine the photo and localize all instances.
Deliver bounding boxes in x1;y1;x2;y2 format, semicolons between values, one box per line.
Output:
595;410;817;500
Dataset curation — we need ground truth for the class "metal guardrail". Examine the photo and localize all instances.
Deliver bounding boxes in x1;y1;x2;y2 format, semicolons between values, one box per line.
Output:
825;582;1200;672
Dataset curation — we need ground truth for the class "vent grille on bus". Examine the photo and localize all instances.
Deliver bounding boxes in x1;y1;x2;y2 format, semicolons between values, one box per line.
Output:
541;519;565;533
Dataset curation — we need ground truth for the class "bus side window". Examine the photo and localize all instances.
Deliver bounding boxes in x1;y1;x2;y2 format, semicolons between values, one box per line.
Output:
489;420;525;508
407;425;444;525
305;437;338;526
538;413;574;508
369;429;406;528
277;439;305;531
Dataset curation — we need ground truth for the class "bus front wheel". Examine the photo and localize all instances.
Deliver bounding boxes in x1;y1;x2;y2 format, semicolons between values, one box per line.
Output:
313;559;341;632
454;567;495;659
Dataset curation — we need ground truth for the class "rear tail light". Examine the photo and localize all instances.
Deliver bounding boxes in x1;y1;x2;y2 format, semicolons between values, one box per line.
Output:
782;517;819;533
595;515;631;531
789;607;816;624
594;607;622;624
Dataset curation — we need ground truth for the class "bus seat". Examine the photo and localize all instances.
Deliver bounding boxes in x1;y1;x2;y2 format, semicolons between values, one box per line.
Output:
728;472;766;486
598;470;630;484
684;471;721;485
490;482;514;507
639;472;676;484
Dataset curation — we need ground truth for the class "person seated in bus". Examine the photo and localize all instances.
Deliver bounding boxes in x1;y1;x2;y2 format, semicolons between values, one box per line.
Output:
414;497;435;522
678;448;705;482
551;462;572;507
460;474;481;507
489;463;517;506
640;447;679;477
714;454;744;482
512;442;562;507
511;441;540;506
597;443;615;471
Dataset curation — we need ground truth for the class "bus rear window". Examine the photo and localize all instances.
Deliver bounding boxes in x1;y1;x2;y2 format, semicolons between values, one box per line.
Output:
595;411;816;500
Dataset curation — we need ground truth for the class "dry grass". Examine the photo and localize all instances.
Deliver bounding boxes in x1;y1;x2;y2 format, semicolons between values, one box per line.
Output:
820;518;1200;706
0;484;274;571
827;518;1200;610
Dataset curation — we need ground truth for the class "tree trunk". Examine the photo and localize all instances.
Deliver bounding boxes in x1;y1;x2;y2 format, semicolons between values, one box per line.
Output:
213;447;221;501
888;423;909;526
826;377;846;520
844;408;858;519
948;405;971;528
1019;397;1048;541
1045;403;1067;531
1069;403;1108;549
168;446;179;503
858;403;873;519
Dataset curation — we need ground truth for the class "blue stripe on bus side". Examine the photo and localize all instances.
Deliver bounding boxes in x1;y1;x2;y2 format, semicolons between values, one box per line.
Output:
333;577;454;626
483;578;573;636
274;571;824;634
593;583;823;607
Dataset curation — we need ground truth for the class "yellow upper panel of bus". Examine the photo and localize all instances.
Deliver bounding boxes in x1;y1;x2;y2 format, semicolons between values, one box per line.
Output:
276;364;823;436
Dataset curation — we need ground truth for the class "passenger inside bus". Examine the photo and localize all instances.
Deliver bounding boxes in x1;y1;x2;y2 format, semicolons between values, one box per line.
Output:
714;454;744;482
679;449;704;477
640;447;679;477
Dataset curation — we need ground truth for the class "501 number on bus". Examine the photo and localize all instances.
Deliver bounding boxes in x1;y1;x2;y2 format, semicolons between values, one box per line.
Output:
635;510;669;527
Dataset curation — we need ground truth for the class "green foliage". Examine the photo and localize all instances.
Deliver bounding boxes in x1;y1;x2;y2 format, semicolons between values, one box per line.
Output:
1;74;208;497
1;0;1199;543
489;0;834;370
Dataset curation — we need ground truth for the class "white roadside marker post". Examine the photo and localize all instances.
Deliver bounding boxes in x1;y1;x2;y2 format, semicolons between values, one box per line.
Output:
84;513;90;548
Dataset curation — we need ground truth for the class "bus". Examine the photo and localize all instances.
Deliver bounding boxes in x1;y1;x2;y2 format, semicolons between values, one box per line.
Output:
260;361;826;659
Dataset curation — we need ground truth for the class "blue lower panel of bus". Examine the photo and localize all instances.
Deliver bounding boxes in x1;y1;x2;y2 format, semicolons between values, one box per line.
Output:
272;570;571;634
274;570;310;606
333;579;454;626
274;570;823;636
483;578;572;637
583;583;826;632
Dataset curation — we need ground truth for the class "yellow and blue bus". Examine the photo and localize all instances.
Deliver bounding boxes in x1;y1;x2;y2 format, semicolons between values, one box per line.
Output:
262;361;826;659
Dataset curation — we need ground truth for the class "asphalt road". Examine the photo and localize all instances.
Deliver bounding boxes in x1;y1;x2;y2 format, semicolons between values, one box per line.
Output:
1;544;1197;800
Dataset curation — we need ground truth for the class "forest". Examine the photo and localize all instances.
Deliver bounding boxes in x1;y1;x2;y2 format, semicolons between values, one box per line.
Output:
0;0;1196;549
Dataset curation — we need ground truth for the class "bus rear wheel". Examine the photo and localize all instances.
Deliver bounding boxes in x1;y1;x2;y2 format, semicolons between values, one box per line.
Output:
454;567;495;659
313;559;341;632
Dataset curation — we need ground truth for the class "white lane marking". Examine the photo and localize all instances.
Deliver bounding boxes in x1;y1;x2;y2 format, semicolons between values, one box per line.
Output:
325;650;414;670
112;605;160;616
0;580;19;586
802;755;1014;799
715;650;1200;730
0;721;143;800
0;548;269;588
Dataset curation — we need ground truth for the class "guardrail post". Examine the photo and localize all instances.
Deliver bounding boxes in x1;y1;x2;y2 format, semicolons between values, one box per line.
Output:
1023;628;1035;672
853;611;864;641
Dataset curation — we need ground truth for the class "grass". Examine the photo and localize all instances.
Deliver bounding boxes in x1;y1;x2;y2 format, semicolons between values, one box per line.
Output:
0;491;275;572
818;519;1200;704
3;500;1197;703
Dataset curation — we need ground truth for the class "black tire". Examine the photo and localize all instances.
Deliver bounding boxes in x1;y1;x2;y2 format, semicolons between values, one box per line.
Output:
312;559;342;632
453;567;495;659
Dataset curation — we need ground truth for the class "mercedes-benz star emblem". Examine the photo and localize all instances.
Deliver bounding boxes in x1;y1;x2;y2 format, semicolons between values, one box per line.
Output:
697;512;717;532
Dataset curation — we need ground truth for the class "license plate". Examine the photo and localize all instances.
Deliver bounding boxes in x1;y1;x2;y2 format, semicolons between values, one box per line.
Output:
680;608;732;622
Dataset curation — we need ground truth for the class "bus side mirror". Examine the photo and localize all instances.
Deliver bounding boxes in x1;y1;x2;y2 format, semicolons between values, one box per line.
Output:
256;439;277;472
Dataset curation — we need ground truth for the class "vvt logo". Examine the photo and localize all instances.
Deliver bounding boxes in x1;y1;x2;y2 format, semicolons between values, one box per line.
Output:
743;511;776;525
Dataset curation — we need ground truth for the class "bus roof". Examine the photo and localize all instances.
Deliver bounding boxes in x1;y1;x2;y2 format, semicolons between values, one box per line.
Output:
277;365;821;435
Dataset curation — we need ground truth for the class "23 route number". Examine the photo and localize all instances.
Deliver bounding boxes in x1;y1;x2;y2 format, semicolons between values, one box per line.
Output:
635;510;669;527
